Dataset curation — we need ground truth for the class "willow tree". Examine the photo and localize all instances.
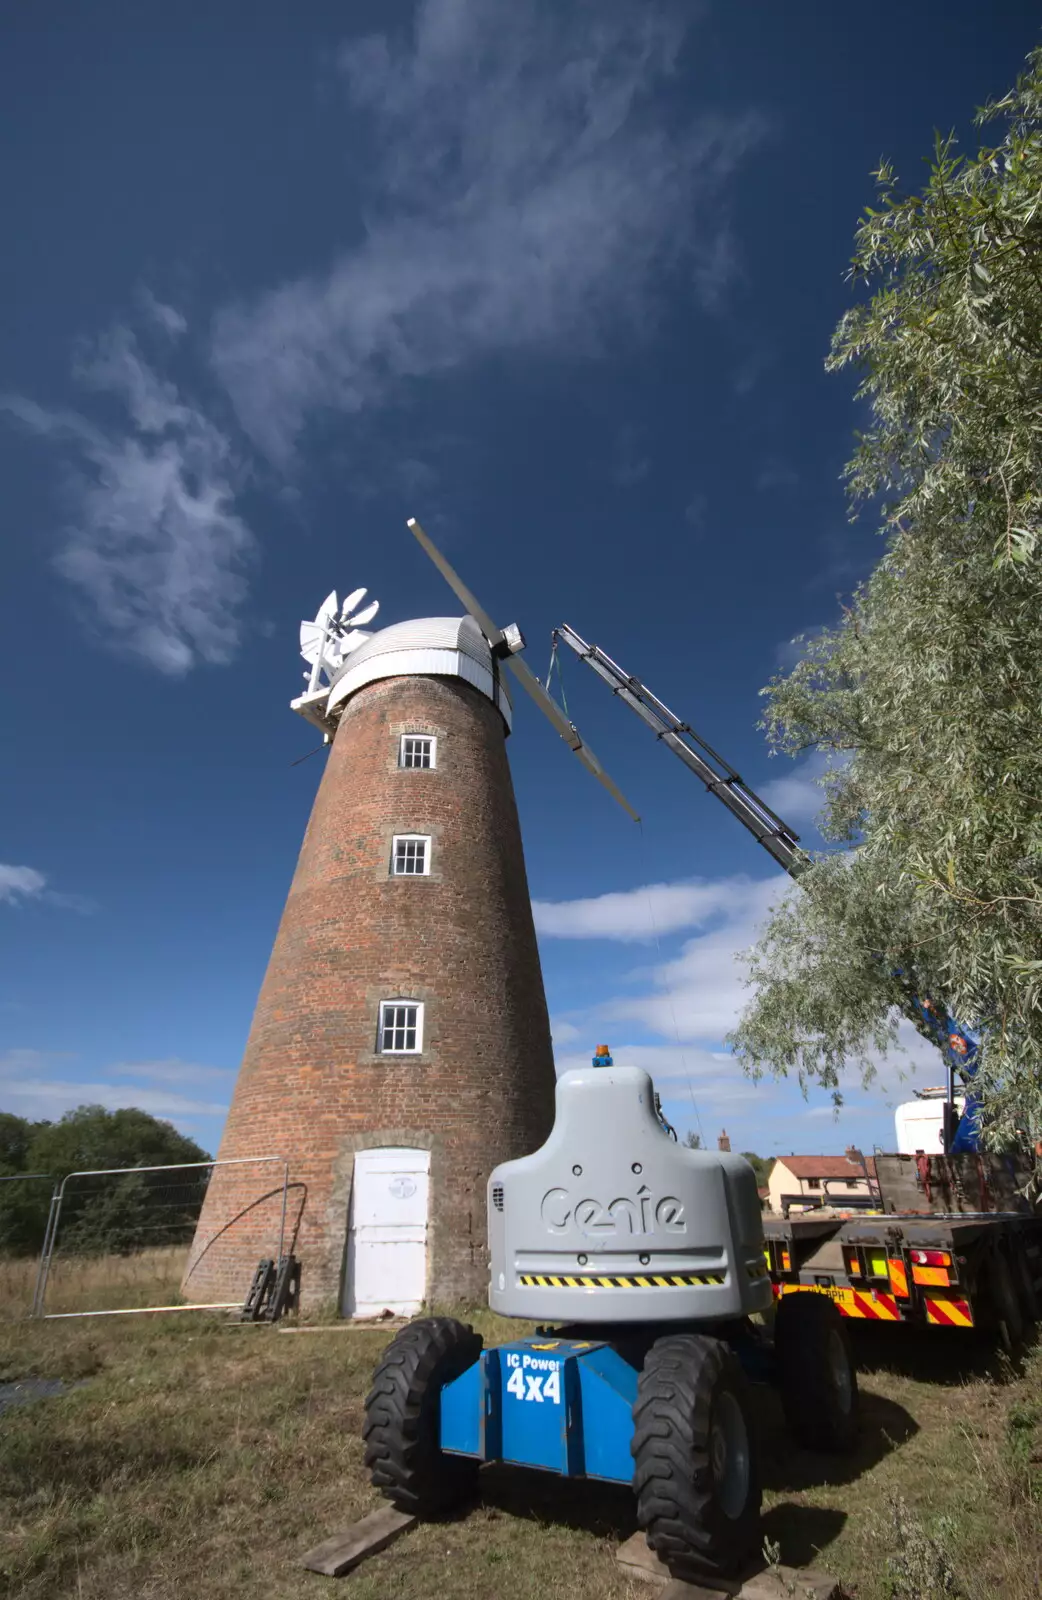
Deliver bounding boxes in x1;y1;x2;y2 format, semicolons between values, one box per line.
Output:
728;48;1042;1147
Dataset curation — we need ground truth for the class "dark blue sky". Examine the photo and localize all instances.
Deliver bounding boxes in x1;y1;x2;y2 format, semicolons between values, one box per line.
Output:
2;2;1036;1158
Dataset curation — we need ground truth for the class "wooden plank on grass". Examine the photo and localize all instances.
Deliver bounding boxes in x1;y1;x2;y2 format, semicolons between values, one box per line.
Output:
616;1537;839;1600
739;1569;840;1600
616;1533;744;1593
277;1322;406;1335
300;1506;416;1576
615;1531;670;1584
659;1580;730;1599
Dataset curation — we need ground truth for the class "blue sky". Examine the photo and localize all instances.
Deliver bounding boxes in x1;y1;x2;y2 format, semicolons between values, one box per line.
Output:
1;2;1035;1162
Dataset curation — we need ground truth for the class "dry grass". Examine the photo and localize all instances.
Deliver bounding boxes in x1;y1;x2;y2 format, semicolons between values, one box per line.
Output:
0;1246;194;1320
0;1255;1038;1599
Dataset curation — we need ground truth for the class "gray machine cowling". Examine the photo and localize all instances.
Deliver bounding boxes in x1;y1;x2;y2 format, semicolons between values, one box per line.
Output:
488;1065;771;1324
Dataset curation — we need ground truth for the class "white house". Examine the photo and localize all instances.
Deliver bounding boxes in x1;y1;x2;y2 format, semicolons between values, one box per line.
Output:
767;1147;877;1216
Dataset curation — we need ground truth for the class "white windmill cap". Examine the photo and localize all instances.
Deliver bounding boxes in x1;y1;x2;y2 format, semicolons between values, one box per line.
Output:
325;615;513;728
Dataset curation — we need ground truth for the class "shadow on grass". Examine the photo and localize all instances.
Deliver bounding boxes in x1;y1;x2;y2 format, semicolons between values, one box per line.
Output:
761;1503;848;1569
461;1379;913;1563
476;1462;638;1543
757;1383;919;1494
848;1321;1039;1385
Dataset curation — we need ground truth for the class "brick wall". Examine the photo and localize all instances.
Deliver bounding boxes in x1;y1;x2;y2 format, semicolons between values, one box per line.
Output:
184;672;556;1311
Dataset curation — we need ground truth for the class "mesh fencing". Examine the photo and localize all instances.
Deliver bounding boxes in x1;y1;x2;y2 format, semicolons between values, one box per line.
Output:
33;1157;290;1318
0;1173;59;1320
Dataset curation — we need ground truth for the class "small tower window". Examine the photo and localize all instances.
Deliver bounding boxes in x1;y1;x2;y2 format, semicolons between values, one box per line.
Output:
378;1001;424;1054
400;735;436;769
391;835;431;876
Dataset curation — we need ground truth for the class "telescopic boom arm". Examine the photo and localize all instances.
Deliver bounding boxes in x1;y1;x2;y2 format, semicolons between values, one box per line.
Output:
552;624;808;878
553;622;982;1152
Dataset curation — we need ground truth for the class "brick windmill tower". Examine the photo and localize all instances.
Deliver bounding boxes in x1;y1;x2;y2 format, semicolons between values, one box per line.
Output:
184;520;634;1316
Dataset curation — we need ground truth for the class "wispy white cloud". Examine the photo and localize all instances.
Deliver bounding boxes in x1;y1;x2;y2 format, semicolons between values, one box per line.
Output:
537;870;938;1119
731;347;771;397
0;1048;75;1075
212;0;763;460
2;325;253;676
756;458;799;491
0;1049;230;1123
534;874;770;942
548;1017;583;1046
602;876;789;1038
683;491;708;530
107;1058;236;1087
773;623;828;672
610;423;651;487
138;288;188;338
757;748;840;829
554;1040;779;1105
6;2;760;673
0;863;92;913
0;865;47;907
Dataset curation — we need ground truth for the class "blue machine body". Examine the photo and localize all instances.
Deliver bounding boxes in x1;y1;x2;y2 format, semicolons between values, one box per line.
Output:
439;1337;638;1483
907;992;982;1152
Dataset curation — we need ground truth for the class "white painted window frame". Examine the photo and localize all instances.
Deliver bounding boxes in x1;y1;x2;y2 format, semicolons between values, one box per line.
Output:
390;834;432;877
378;999;425;1055
399;733;437;770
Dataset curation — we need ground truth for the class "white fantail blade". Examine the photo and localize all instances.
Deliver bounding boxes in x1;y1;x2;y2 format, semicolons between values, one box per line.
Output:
406;517;638;823
506;656;640;822
315;590;338;627
300;620;328;663
340;586;367;619
344;597;379;628
407;517;501;643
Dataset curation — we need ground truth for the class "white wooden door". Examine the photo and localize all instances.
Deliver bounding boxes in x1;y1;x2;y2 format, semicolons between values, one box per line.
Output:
343;1147;430;1318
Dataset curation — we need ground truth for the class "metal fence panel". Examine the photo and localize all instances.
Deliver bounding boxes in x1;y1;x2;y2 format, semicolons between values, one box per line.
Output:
33;1157;289;1319
0;1174;59;1320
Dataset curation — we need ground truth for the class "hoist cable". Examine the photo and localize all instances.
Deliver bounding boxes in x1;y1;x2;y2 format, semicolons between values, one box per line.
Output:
637;818;707;1150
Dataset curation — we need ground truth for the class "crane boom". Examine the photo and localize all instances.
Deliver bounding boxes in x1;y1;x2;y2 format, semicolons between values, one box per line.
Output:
553;624;808;876
553;622;982;1153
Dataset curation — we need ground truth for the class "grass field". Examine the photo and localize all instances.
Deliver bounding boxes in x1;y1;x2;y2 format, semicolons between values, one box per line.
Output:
0;1253;1039;1600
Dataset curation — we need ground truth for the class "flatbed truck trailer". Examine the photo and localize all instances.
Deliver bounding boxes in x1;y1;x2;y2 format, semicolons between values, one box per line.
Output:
763;1151;1042;1338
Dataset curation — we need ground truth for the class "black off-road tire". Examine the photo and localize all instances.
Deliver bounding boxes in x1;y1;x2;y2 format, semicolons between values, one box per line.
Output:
774;1293;859;1453
986;1250;1026;1349
1011;1241;1040;1326
363;1316;483;1515
631;1334;761;1581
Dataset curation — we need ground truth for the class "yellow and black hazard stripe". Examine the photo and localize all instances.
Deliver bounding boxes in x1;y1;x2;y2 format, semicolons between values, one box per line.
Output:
746;1259;769;1279
517;1271;726;1290
776;1283;902;1321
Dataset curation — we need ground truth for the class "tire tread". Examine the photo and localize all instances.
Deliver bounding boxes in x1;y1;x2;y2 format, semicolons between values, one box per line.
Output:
363;1316;482;1514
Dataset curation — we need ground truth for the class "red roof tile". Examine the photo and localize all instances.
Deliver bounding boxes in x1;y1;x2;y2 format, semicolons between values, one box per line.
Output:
776;1155;876;1181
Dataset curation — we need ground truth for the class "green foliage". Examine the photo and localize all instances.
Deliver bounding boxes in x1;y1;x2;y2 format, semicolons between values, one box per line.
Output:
0;1113;38;1171
883;1495;962;1599
28;1105;209;1179
740;1152;773;1188
683;1130;703;1149
0;1104;212;1257
60;1174;154;1257
728;46;1042;1145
